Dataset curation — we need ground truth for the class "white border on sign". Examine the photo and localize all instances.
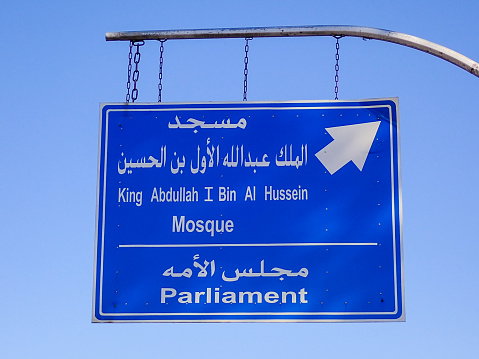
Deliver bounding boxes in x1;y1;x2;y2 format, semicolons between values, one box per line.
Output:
93;99;403;322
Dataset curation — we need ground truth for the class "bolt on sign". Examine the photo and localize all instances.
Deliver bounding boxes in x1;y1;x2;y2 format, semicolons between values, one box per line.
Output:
93;98;404;322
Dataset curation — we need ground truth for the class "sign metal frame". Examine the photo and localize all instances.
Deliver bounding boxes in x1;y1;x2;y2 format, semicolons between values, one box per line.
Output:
93;98;404;323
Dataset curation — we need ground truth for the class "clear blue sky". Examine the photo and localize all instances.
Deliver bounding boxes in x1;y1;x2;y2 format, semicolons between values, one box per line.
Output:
1;0;478;358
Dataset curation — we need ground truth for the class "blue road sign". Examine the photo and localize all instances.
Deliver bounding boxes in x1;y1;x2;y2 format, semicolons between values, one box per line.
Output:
93;99;404;322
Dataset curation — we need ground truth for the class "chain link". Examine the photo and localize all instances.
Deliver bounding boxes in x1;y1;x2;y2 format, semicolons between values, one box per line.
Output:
158;39;166;102
130;40;144;103
126;42;133;102
334;36;342;100
243;38;252;101
126;36;345;102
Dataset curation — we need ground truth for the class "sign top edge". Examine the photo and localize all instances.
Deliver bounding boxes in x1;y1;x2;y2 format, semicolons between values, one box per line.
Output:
100;97;399;108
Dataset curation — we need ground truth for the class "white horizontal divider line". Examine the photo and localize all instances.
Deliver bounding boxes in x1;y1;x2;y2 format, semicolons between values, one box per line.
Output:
119;243;378;248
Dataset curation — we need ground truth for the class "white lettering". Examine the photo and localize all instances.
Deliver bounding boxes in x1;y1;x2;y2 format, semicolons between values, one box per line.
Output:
118;187;143;206
204;187;214;202
151;187;198;203
264;185;308;201
172;215;185;232
159;287;308;305
172;216;234;236
161;288;177;303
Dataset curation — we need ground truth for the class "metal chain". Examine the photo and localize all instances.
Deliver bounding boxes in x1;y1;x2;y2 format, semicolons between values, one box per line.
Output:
126;41;133;102
334;36;343;100
131;40;145;103
126;36;344;102
243;38;252;101
158;39;166;102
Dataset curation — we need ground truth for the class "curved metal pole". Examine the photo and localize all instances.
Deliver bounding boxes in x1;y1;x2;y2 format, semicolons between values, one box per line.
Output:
106;25;479;78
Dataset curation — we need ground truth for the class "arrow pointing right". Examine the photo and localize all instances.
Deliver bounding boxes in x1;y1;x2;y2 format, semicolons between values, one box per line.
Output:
315;121;381;175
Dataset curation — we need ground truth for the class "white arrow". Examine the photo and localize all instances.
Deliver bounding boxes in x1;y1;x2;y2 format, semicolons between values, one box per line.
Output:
315;121;381;175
